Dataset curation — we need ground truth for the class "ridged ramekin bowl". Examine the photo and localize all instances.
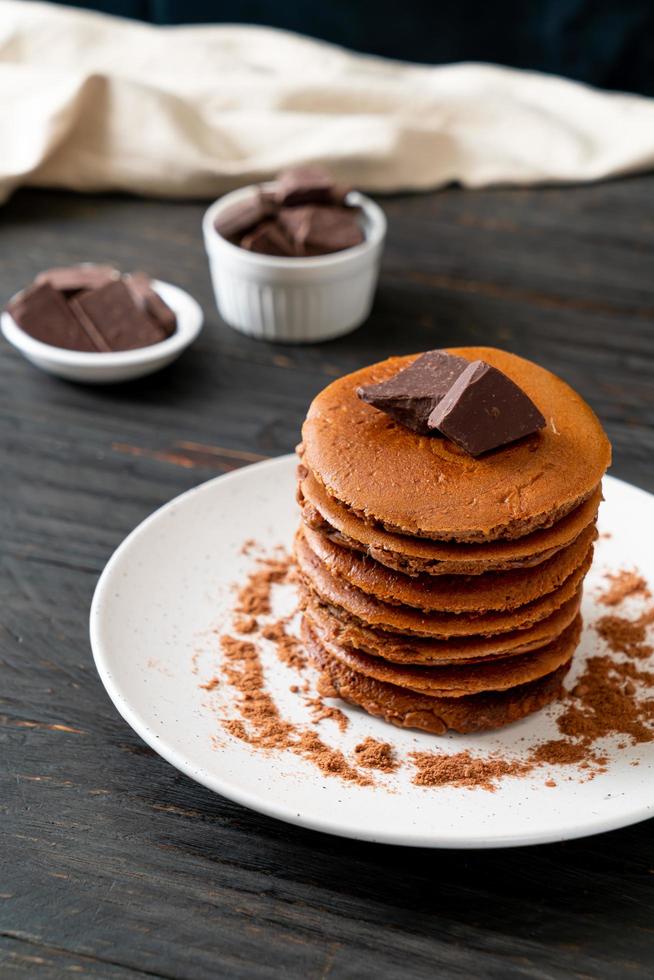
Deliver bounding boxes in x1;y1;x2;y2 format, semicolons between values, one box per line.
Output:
202;184;386;344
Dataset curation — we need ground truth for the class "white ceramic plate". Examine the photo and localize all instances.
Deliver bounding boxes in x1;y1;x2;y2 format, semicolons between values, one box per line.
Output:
90;457;654;848
1;279;203;383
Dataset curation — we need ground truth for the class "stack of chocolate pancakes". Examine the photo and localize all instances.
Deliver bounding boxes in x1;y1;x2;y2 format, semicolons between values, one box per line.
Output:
295;347;611;734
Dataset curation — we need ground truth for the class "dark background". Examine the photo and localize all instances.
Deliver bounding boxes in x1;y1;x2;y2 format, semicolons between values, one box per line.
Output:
4;4;654;975
53;0;654;95
2;176;654;978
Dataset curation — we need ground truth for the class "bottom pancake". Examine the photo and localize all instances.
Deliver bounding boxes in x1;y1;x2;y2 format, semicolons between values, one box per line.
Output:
305;620;573;735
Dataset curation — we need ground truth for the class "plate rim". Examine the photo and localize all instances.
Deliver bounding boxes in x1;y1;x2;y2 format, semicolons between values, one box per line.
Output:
90;459;654;848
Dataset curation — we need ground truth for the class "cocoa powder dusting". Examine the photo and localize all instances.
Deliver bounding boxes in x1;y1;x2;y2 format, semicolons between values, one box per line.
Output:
599;569;651;607
235;557;290;616
410;751;532;792
295;732;371;784
595;607;654;660
306;697;349;732
556;656;654;746
209;549;371;785
233;614;258;634
261;619;307;670
219;633;369;785
354;737;398;772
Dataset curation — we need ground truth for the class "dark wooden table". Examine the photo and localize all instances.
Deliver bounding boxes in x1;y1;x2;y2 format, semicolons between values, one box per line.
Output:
2;177;653;980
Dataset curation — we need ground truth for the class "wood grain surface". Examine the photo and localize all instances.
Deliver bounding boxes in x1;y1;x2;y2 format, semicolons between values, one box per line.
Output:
1;178;653;979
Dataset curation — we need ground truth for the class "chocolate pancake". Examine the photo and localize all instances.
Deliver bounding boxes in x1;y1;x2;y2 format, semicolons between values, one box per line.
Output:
301;347;611;542
304;622;572;734
298;470;602;577
305;614;581;697
300;522;595;614
294;528;593;638
302;587;582;664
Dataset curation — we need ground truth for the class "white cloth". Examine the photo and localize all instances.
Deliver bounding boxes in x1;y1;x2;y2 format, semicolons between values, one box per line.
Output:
2;0;654;204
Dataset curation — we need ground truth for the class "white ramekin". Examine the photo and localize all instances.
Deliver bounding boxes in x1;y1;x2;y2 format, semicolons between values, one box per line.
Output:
1;280;203;384
202;185;386;344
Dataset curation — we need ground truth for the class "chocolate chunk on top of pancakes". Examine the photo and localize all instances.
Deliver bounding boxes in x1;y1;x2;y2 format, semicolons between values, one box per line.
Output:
428;359;546;455
357;347;546;454
357;350;470;434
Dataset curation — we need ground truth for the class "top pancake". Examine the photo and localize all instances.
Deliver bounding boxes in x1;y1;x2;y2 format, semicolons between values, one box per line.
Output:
301;347;611;542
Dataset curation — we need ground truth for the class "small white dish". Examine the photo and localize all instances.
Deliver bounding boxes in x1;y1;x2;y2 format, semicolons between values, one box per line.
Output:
203;185;386;343
90;458;654;848
1;279;203;384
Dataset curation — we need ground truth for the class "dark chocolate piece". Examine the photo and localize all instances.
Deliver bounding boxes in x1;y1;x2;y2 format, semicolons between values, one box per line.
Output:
6;282;100;352
125;272;176;337
72;280;166;351
274;165;340;207
214;192;275;241
240;220;296;256
34;264;119;295
428;360;546;455
278;206;363;255
357;350;471;434
68;295;112;352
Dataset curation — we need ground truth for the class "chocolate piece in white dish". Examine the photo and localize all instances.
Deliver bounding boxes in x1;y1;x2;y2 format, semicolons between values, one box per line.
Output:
71;281;167;352
213;165;363;258
125;271;177;337
34;264;120;295
241;220;296;256
275;165;349;207
5;266;177;353
278;205;363;256
212;192;275;242
7;282;99;352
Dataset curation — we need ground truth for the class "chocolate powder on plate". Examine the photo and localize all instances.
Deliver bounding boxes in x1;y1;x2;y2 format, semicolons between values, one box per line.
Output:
261;618;307;670
295;731;369;783
306;696;349;732
354;737;398;772
555;653;654;746
235;556;290;616
410;750;532;792
598;569;651;607
595;607;654;660
233;614;258;634
217;622;369;785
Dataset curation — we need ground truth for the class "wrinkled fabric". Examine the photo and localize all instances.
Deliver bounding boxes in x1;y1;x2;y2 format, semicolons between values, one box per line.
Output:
2;0;654;204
